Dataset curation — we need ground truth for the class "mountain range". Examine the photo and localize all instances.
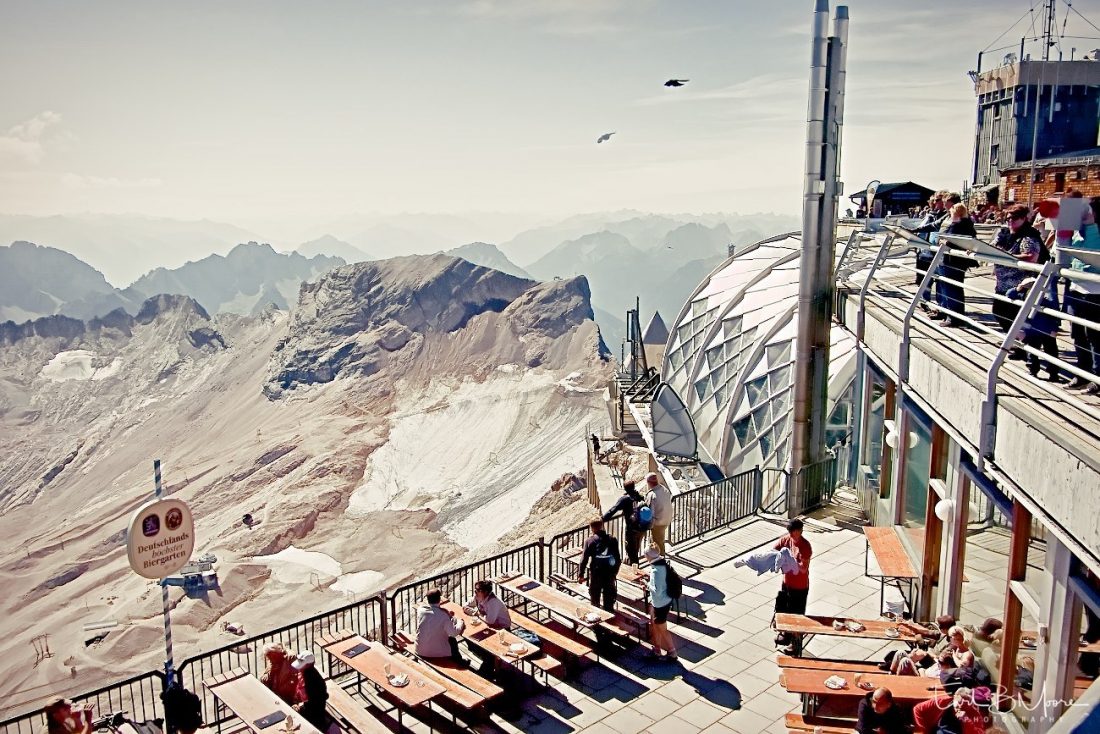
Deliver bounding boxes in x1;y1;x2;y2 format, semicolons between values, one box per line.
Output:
0;254;611;706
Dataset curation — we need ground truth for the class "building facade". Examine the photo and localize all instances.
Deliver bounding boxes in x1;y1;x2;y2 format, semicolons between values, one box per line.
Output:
973;60;1100;189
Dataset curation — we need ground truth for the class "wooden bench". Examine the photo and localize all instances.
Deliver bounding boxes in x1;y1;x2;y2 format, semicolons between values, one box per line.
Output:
510;610;597;665
864;526;919;615
785;712;856;733
777;655;882;675
390;631;503;712
325;681;392;734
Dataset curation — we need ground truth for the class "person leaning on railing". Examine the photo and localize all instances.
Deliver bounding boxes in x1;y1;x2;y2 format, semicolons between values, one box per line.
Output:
1064;197;1100;394
41;698;94;734
992;207;1045;360
934;203;977;327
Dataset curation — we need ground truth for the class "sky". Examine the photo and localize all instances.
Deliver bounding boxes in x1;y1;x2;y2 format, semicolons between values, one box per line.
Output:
2;0;1098;241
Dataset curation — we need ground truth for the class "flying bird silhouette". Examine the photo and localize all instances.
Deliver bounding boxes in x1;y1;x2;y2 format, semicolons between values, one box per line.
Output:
596;132;616;144
664;79;690;87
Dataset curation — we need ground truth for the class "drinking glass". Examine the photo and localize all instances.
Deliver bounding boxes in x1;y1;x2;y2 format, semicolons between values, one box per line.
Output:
383;662;392;678
853;673;862;688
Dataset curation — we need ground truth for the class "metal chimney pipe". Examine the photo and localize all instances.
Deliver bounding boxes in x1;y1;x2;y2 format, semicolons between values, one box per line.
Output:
791;1;848;506
791;0;831;479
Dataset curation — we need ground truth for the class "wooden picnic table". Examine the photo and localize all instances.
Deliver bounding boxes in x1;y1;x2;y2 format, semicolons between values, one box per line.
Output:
863;526;919;615
323;633;445;723
202;668;323;734
498;573;614;628
775;613;931;654
780;667;944;716
441;601;538;663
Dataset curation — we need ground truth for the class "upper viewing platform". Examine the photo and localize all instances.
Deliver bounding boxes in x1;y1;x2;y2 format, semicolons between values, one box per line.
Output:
833;221;1100;570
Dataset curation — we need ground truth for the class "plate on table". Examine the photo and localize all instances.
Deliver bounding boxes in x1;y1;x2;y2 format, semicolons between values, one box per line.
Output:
583;612;602;623
824;675;847;690
845;620;866;633
1021;636;1038;649
858;681;875;691
509;642;528;654
387;673;410;688
496;571;519;583
884;627;900;639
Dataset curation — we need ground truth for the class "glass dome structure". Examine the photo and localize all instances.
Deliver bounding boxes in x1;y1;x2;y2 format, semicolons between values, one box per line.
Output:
662;232;858;474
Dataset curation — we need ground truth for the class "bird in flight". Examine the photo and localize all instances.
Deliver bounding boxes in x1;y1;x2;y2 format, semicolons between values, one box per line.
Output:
664;79;690;87
596;132;616;144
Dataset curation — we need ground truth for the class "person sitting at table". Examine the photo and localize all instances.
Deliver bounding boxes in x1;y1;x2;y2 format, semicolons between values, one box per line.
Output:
468;579;511;630
856;687;908;734
945;626;970;656
911;692;954;733
934;687;986;734
891;645;933;676
42;697;94;734
261;642;300;705
291;651;333;733
415;587;469;667
973;617;1003;644
941;651;989;693
644;546;678;662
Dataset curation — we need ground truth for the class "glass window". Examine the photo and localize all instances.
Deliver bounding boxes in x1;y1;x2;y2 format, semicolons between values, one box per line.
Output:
901;415;933;562
861;372;887;481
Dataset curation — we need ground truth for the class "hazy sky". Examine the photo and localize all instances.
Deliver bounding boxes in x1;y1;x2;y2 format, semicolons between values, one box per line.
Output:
2;0;1097;239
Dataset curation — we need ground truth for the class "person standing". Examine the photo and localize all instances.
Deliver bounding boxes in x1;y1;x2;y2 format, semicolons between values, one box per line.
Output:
643;546;678;661
773;518;812;654
934;203;977;326
644;472;674;555
602;481;647;565
992;207;1044;361
291;652;331;733
1066;197;1100;394
577;519;621;612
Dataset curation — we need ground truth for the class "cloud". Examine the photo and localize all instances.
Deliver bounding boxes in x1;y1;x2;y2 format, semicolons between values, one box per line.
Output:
61;173;163;189
0;111;63;164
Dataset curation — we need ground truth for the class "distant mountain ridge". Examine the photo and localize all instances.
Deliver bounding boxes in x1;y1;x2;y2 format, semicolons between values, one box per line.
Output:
130;242;345;316
444;242;530;279
0;241;145;323
297;234;372;263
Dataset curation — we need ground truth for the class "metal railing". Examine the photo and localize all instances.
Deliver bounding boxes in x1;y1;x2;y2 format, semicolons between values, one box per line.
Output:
388;541;544;639
668;469;758;544
174;596;385;726
786;456;838;517
1;673;164;734
1;460;842;733
841;225;1100;467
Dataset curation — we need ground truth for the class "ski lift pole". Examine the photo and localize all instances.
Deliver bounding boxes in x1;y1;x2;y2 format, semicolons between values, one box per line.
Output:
154;459;175;687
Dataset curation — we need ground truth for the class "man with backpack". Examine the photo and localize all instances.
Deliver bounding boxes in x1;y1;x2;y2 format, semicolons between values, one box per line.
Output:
644;472;674;555
577;519;621;612
602;481;651;565
644;546;680;661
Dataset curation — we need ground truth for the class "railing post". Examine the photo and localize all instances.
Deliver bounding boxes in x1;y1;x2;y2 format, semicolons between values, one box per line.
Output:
979;261;1057;467
899;237;949;384
753;464;763;510
857;232;896;340
538;536;546;581
376;589;389;647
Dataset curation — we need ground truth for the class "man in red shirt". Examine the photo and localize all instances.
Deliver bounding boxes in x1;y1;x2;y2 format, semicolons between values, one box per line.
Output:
773;518;812;654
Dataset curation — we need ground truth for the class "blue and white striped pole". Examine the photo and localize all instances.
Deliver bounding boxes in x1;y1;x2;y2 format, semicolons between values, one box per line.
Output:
154;459;175;687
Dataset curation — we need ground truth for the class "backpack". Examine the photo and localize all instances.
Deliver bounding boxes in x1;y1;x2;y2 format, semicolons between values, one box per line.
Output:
632;504;654;530
590;535;618;571
662;559;682;600
161;681;203;734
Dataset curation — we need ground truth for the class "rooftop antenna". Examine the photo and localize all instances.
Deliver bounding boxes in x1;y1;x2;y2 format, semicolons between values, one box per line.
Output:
1027;0;1058;206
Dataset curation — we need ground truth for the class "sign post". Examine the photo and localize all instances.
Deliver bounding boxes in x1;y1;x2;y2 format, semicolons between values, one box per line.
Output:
126;459;194;687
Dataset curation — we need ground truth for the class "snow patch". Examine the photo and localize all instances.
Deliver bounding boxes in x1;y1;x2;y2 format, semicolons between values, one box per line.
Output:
331;570;385;596
41;351;96;381
253;545;342;584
